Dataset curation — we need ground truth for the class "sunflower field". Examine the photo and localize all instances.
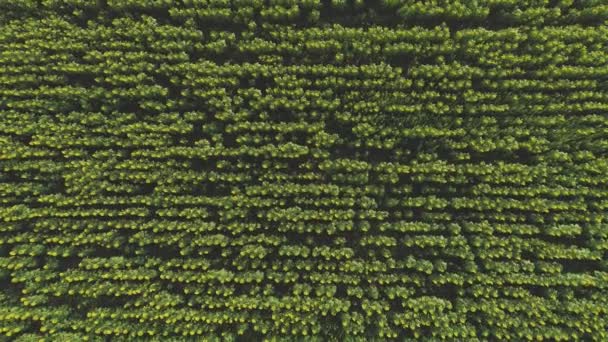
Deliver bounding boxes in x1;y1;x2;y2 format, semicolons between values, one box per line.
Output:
1;0;608;341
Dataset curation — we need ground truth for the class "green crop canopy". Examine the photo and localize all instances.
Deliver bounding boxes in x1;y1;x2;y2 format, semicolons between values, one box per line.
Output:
0;1;607;341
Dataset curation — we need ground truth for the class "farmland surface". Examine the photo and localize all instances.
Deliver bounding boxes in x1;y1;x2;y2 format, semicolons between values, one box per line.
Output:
1;1;608;341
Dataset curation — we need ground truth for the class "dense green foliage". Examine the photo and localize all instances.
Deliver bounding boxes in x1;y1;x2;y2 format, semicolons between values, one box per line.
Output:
1;0;608;340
